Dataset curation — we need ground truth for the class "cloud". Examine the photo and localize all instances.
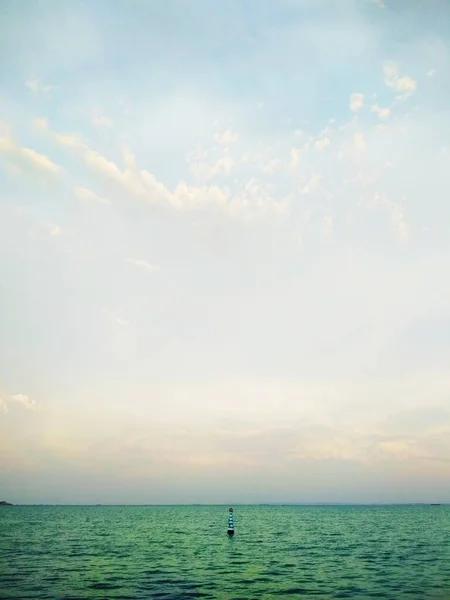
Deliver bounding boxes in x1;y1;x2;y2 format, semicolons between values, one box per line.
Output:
314;137;331;150
383;62;417;98
301;172;321;194
53;132;83;148
371;104;391;119
74;186;110;205
262;158;281;174
0;393;37;413
353;132;366;151
83;148;124;181
47;223;64;237
370;193;410;243
187;145;235;182
33;118;48;132
25;78;53;95
21;148;61;174
290;147;303;168
321;216;333;237
51;127;289;218
11;394;37;409
0;124;62;176
350;93;364;111
214;129;239;144
116;317;130;326
102;307;130;327
92;109;113;128
125;258;160;272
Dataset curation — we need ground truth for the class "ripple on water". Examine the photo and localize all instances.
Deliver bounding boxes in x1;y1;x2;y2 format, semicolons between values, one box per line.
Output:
1;505;450;600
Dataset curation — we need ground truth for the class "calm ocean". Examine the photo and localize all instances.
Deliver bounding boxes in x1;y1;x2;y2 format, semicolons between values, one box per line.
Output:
1;504;449;599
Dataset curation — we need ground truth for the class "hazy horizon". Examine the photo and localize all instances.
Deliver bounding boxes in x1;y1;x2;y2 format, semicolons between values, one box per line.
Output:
1;0;450;505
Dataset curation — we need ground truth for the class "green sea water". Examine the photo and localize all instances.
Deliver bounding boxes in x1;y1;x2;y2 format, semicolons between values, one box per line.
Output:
1;505;449;599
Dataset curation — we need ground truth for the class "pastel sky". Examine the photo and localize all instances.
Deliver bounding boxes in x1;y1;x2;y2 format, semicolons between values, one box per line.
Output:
1;0;450;505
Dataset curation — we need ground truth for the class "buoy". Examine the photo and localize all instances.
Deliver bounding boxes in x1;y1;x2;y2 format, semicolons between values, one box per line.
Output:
227;507;234;535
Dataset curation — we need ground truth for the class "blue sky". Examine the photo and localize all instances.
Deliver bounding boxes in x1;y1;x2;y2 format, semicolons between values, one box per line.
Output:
1;0;450;504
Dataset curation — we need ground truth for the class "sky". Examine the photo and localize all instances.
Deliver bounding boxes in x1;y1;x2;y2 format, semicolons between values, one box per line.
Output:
1;0;450;505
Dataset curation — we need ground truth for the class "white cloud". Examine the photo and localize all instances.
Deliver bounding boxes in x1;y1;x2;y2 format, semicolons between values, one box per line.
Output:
123;148;136;171
388;202;409;243
370;193;410;243
125;258;160;272
383;62;417;98
22;148;61;173
188;146;235;182
350;93;364;111
290;147;303;168
51;127;289;219
353;132;366;151
11;394;36;409
370;0;385;7
301;173;321;194
0;130;15;152
102;307;130;326
214;129;239;144
74;186;110;205
92;109;113;128
33;118;48;132
84;148;123;181
0;393;37;413
322;216;333;237
0;126;62;175
47;223;64;237
25;78;53;95
371;104;391;119
227;179;290;219
262;158;281;174
427;69;435;78
116;317;130;326
53;132;83;148
314;137;331;150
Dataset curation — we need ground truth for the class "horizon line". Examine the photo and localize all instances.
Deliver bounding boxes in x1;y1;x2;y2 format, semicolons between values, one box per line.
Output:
4;502;448;507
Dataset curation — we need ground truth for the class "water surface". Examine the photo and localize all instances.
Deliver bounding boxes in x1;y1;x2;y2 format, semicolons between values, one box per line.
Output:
1;505;449;599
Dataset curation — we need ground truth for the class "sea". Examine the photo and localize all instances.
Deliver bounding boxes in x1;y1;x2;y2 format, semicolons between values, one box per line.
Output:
1;504;449;599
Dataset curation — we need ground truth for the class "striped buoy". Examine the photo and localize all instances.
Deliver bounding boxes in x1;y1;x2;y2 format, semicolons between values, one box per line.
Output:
227;507;234;535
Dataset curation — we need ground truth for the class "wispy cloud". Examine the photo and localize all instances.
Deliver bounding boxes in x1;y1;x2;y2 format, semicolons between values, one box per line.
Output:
74;186;110;205
125;258;160;272
371;104;391;119
314;137;331;151
46;223;64;237
32;118;48;132
0;125;62;175
383;62;417;99
92;109;113;128
21;148;61;174
50;126;289;218
102;307;130;327
214;129;239;145
115;317;130;326
25;78;53;95
350;93;364;111
0;392;38;413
